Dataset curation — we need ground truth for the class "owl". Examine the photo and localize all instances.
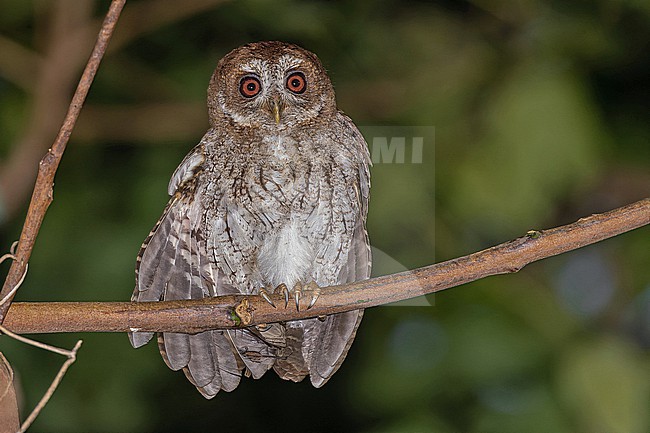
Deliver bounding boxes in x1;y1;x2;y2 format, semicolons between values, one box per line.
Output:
129;41;371;399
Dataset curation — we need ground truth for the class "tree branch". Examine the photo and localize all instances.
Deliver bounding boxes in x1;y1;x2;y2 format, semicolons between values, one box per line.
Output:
0;0;126;324
3;198;648;335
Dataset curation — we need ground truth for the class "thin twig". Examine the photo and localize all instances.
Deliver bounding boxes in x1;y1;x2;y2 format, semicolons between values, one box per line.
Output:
1;325;83;432
0;0;127;324
0;242;28;309
0;326;74;358
0;240;20;270
15;338;83;433
18;339;83;433
0;265;27;310
3;197;648;335
0;352;15;403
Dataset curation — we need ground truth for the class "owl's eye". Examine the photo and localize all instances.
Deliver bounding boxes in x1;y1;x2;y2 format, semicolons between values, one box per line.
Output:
286;72;306;94
239;76;261;98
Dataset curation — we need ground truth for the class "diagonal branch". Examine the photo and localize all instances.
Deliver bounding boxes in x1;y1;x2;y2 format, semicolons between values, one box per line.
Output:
0;0;127;324
3;198;648;335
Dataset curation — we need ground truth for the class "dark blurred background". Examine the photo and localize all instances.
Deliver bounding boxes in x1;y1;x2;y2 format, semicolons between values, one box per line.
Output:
1;0;649;432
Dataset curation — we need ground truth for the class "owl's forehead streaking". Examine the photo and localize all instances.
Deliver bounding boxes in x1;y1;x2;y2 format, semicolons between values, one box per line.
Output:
217;41;324;77
239;55;303;76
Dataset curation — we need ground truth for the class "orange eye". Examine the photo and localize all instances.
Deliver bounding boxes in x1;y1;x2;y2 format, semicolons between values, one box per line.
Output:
286;72;306;94
239;76;261;98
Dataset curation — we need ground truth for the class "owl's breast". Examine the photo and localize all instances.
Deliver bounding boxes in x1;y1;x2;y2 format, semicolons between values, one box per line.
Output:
208;129;348;227
204;130;358;289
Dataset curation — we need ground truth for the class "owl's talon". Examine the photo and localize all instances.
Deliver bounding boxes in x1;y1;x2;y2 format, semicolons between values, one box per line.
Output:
274;283;290;308
307;287;321;310
259;288;276;308
293;282;303;312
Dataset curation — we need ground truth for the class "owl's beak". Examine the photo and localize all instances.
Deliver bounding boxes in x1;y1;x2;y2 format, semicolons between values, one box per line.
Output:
271;100;281;124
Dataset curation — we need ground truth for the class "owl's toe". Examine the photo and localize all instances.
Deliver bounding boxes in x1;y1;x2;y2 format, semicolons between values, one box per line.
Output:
291;281;322;311
273;283;290;308
293;281;303;311
259;287;276;308
306;284;321;310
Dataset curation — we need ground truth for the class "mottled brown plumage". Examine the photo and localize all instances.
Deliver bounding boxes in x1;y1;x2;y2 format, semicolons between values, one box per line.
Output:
129;41;371;398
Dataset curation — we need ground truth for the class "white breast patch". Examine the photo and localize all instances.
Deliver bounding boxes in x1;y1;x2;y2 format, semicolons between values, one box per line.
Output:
257;219;313;288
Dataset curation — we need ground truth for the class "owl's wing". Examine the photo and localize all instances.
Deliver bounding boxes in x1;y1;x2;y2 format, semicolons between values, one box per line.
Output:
128;144;205;347
129;146;245;398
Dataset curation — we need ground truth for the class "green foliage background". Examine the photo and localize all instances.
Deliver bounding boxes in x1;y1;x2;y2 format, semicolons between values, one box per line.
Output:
1;0;648;432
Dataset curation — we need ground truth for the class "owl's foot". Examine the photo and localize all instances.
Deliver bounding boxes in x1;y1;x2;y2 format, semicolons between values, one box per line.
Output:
259;283;290;309
292;281;321;311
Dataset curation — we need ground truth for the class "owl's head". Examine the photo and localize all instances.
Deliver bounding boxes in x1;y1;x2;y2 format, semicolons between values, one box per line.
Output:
207;41;337;129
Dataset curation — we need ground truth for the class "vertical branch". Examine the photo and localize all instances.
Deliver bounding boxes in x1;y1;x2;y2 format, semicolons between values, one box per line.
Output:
0;0;127;323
